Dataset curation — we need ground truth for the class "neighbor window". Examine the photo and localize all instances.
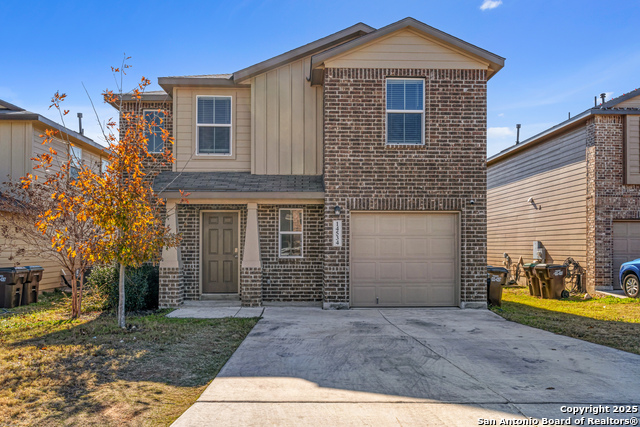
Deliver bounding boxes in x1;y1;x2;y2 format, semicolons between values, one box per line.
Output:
69;145;82;179
279;209;303;258
197;96;231;155
144;109;165;153
386;78;424;145
101;158;110;175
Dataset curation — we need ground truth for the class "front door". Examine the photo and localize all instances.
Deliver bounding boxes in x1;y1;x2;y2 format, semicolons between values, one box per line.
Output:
202;212;239;293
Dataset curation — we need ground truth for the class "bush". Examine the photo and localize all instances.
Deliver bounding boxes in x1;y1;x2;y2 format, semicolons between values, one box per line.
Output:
86;264;160;312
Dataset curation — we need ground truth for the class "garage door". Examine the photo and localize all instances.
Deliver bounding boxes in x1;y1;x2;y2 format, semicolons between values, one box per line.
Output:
351;212;458;307
613;221;640;288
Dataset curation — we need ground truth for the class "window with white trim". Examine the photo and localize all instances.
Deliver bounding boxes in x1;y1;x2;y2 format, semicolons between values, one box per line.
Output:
279;209;303;258
197;96;232;155
70;145;82;179
144;109;165;153
386;78;424;145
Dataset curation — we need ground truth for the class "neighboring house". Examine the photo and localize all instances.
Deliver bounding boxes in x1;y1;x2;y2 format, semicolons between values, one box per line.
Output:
0;99;108;292
119;17;504;308
487;90;640;292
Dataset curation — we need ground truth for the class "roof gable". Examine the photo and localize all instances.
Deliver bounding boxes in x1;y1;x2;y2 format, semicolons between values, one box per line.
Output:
311;17;504;81
321;28;491;70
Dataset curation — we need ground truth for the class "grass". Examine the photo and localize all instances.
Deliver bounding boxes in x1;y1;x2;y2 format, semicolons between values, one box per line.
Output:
491;286;640;355
0;292;258;426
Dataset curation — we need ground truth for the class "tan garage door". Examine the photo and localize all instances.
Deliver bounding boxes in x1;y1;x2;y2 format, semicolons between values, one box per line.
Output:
613;221;640;288
351;212;458;307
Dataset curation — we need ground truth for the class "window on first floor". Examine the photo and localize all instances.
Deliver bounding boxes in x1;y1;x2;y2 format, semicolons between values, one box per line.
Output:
144;109;166;153
197;96;232;155
386;78;425;145
279;208;303;258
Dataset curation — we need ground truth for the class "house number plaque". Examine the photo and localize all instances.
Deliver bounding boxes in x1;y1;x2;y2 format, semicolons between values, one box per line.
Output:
332;220;342;247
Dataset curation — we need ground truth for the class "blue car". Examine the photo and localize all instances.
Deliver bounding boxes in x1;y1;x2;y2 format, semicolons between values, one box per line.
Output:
619;258;640;298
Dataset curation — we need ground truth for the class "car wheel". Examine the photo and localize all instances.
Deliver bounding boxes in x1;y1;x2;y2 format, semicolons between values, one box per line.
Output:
622;274;640;298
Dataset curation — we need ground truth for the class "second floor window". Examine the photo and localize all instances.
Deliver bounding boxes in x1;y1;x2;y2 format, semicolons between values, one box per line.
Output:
197;96;232;155
144;110;165;153
386;78;424;145
69;145;82;179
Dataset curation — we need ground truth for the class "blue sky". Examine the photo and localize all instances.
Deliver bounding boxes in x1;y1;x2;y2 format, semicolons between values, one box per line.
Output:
2;0;639;156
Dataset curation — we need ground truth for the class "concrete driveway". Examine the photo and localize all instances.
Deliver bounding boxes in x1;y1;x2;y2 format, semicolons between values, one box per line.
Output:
173;308;640;426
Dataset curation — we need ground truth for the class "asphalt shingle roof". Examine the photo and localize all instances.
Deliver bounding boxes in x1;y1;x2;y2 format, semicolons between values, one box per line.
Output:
153;172;324;193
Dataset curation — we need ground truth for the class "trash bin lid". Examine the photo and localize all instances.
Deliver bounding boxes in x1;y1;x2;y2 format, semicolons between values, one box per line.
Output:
534;264;549;270
523;262;539;268
487;266;508;273
546;264;564;269
24;265;44;271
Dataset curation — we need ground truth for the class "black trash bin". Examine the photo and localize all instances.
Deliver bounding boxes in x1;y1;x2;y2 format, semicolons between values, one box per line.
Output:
22;266;44;306
487;266;508;306
0;267;28;308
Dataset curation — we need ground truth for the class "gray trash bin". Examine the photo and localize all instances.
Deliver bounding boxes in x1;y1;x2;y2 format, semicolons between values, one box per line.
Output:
22;266;44;305
0;267;28;308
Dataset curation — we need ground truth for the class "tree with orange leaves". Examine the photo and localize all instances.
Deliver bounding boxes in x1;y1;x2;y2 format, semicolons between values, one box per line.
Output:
81;60;183;328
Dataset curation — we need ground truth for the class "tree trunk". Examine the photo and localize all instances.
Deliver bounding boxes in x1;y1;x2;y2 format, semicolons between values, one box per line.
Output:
118;263;126;328
70;275;79;319
78;269;84;317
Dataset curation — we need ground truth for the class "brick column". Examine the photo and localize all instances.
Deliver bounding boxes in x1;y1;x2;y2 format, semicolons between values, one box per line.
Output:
159;200;183;307
241;203;262;307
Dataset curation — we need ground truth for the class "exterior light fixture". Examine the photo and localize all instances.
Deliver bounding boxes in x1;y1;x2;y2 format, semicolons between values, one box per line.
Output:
334;205;341;215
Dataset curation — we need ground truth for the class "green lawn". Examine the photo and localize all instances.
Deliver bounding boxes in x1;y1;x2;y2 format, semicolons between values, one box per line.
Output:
491;286;640;355
0;292;258;426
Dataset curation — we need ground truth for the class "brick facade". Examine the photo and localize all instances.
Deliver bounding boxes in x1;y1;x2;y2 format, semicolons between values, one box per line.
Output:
170;203;324;305
120;100;174;177
159;266;182;308
586;115;640;291
258;204;324;302
323;68;488;308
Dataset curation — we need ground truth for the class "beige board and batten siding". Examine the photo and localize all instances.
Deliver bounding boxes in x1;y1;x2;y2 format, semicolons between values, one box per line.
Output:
625;115;640;184
323;28;490;70
487;126;588;269
618;95;640;109
173;87;251;172
0;121;32;181
251;56;323;175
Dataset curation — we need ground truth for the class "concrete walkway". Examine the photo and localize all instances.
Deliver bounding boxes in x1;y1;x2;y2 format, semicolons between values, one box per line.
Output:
172;307;640;426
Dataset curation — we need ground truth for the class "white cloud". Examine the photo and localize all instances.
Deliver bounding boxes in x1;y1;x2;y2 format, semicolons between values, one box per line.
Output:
487;127;515;138
480;0;502;11
498;113;505;117
604;92;614;101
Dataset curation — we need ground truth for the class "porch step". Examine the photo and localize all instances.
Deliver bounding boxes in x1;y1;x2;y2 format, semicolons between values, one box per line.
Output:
200;293;240;301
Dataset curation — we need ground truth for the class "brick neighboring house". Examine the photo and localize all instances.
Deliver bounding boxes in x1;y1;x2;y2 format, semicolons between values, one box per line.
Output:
487;90;640;293
118;17;504;308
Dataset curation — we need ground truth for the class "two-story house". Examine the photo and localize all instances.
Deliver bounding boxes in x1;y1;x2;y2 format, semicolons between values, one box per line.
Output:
487;89;640;294
0;99;108;292
122;17;504;309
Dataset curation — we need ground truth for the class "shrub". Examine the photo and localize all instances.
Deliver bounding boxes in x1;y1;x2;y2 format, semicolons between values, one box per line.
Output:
86;264;159;312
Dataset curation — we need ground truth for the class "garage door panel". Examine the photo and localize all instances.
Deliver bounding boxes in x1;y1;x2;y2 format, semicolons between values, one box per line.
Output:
431;237;456;257
378;287;403;304
405;215;428;234
404;238;429;257
352;286;377;305
430;285;456;305
352;262;377;280
378;216;403;234
405;262;428;281
351;212;458;307
613;221;640;288
379;238;403;257
431;214;456;235
353;215;376;234
431;261;455;281
353;237;376;257
379;262;402;280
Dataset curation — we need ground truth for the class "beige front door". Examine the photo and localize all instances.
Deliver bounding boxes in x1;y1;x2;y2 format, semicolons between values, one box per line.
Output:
351;212;459;307
613;221;640;289
202;212;239;293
